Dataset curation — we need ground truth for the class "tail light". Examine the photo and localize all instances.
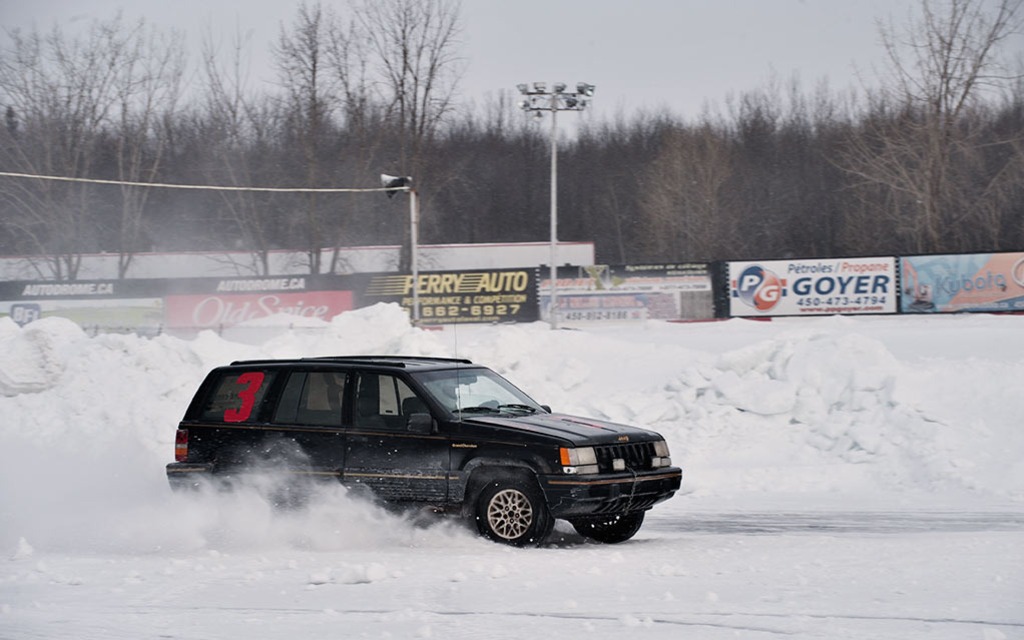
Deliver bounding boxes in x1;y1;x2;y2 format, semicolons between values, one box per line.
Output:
174;429;188;462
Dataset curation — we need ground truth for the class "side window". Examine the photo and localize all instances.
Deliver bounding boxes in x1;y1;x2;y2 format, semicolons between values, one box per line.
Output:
354;373;424;430
274;371;347;427
396;378;425;415
200;370;275;423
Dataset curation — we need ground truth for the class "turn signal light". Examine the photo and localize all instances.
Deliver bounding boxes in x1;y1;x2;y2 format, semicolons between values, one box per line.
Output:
559;446;598;475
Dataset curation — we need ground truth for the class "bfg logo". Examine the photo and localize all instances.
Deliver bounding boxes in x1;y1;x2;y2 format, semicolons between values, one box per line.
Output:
10;303;42;327
733;265;785;311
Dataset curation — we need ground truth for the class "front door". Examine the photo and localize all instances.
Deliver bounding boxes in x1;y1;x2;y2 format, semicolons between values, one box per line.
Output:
343;371;450;503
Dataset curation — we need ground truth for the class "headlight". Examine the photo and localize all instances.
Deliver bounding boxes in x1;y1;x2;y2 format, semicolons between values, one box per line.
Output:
651;439;672;468
559;446;599;475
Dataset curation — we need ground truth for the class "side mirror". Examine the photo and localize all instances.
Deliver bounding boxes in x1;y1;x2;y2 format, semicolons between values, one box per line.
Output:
407;413;435;434
540;405;552;414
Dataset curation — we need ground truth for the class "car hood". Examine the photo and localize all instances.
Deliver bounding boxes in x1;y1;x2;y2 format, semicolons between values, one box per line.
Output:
459;412;660;446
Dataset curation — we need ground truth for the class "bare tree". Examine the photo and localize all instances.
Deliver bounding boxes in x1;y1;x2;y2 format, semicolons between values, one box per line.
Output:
323;9;386;273
0;18;129;279
273;2;340;274
199;24;280;275
638;121;736;262
356;0;462;162
354;0;464;270
111;22;186;278
839;0;1024;254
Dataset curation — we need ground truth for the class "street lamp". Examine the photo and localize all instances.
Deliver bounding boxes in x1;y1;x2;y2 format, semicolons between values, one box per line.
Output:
381;173;419;323
517;81;595;328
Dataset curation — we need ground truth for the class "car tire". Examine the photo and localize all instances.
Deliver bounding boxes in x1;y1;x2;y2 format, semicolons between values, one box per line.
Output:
474;477;553;546
570;511;645;544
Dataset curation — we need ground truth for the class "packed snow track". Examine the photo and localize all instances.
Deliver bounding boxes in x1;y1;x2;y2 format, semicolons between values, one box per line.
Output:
2;309;1023;638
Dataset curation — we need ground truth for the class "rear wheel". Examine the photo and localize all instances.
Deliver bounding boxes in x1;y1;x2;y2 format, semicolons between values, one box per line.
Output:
571;511;645;544
474;477;553;546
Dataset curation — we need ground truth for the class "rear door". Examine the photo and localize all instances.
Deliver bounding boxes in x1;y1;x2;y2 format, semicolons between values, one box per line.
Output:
265;369;349;479
343;370;450;503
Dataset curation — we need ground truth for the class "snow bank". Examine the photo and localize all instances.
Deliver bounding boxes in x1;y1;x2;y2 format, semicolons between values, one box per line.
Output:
0;304;1021;554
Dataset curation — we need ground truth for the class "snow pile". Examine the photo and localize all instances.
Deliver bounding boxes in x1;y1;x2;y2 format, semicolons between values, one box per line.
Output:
0;317;83;396
663;328;1006;496
0;305;1021;554
439;315;1024;500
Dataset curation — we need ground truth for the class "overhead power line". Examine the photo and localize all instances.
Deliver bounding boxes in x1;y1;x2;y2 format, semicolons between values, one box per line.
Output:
0;171;399;194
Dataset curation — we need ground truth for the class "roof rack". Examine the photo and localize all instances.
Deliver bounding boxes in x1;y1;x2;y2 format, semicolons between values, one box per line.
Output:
302;355;473;366
229;355;474;367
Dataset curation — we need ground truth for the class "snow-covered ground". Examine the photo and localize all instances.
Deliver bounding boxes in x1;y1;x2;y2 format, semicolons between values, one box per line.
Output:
1;305;1022;639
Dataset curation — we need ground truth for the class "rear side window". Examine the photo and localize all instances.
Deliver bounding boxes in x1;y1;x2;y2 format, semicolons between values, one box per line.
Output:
200;370;276;423
273;371;348;427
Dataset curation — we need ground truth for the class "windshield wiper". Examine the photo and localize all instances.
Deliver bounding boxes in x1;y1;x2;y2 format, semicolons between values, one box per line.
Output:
498;404;538;414
455;404;537;415
456;406;500;414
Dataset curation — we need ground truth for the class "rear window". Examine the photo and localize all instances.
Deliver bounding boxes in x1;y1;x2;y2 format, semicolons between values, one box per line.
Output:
200;370;276;423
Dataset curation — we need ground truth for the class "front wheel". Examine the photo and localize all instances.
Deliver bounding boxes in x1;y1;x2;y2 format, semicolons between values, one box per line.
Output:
474;478;553;546
571;511;645;544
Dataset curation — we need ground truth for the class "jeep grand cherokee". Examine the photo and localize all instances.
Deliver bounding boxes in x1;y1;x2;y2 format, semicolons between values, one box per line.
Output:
166;356;682;546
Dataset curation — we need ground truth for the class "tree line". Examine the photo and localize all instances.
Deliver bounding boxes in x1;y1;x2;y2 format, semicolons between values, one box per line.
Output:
0;0;1021;280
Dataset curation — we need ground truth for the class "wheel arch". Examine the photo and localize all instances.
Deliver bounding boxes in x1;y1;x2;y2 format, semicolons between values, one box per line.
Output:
460;459;540;516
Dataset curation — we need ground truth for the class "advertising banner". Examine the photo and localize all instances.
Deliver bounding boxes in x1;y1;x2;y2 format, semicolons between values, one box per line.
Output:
539;264;714;324
0;279;165;330
0;270;539;330
0;298;165;329
359;269;538;324
164;290;354;329
0;276;357;332
729;257;897;317
900;253;1024;313
162;276;355;330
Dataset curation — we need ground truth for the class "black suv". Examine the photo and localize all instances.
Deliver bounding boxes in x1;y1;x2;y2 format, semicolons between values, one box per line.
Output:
166;356;682;545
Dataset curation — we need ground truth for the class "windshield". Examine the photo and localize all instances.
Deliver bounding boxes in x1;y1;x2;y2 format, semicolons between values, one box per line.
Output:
413;367;543;417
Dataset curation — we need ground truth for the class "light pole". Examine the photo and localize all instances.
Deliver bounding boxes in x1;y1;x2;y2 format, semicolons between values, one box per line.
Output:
381;173;419;323
516;81;595;328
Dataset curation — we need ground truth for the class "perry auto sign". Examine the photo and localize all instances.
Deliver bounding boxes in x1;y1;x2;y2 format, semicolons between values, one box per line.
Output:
728;257;898;317
359;269;538;324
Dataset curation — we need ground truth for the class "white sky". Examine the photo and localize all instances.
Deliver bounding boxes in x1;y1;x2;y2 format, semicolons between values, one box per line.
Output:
0;0;960;121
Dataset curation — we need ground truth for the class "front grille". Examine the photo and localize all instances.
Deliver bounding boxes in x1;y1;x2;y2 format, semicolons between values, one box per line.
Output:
594;441;656;473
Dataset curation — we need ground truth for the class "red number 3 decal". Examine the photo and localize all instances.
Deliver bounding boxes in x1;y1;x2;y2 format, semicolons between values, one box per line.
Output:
224;372;265;422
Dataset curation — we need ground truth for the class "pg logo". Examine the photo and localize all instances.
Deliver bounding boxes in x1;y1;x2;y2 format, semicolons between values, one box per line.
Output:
733;265;785;311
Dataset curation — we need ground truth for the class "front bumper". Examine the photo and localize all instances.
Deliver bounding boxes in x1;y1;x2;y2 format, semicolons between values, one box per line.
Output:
539;467;682;518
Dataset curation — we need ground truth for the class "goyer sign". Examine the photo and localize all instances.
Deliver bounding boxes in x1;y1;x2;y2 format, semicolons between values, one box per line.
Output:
729;257;897;317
